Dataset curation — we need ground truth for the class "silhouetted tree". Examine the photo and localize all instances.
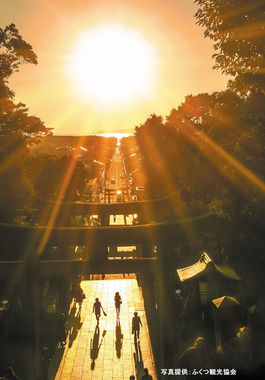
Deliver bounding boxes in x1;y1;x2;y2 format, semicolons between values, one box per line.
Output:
0;154;34;222
0;24;51;155
0;24;37;78
134;88;265;296
195;0;265;95
134;114;183;198
0;24;52;222
25;155;89;202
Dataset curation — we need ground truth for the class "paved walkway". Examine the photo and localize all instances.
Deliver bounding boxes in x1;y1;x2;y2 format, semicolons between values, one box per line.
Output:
49;276;157;380
105;146;131;203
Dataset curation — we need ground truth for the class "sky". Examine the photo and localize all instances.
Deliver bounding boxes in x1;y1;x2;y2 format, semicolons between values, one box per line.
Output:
1;0;229;136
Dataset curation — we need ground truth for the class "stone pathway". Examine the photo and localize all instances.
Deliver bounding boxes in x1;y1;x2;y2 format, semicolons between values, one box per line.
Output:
49;276;157;380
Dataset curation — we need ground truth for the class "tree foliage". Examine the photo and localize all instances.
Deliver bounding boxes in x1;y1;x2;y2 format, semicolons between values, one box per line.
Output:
134;88;265;297
0;24;37;82
195;0;265;94
0;24;52;154
25;154;89;202
132;1;265;305
135;91;265;209
0;157;34;222
0;25;52;222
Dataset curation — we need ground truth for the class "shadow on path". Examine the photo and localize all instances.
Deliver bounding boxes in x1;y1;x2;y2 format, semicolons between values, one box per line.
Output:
133;337;144;380
48;305;82;379
115;318;123;358
90;323;106;370
66;305;83;348
47;344;64;380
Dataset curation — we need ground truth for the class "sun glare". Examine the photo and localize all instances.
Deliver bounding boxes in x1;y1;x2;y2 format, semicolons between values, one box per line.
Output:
65;25;158;109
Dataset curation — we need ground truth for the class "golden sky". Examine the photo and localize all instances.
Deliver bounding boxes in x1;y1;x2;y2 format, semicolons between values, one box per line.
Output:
1;0;229;135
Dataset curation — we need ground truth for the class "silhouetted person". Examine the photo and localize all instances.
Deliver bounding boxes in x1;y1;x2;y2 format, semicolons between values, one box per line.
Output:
132;312;142;340
93;298;106;322
115;291;122;316
72;283;85;312
141;368;153;380
129;376;135;380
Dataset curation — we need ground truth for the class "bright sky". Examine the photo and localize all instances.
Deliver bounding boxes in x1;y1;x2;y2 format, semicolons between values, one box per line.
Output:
1;0;229;135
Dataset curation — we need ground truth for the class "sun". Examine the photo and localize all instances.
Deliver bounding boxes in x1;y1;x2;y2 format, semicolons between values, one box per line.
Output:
65;25;158;109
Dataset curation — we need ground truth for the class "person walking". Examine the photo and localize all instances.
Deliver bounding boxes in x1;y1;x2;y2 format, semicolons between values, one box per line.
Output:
93;298;106;322
141;368;153;380
114;291;122;317
132;311;142;340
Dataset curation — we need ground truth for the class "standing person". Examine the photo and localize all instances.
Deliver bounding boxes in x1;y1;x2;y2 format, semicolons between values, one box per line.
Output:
93;298;106;322
114;292;122;317
141;368;153;380
129;376;135;380
132;312;142;340
72;283;86;312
